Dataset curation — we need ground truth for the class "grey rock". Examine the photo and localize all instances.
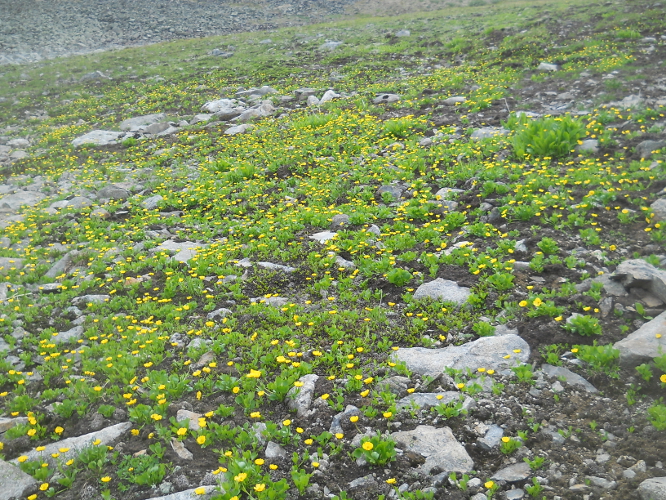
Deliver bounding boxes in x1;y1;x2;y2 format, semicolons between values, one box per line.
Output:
395;29;411;37
319;89;340;104
614;310;666;368
331;214;350;227
620;95;644;108
0;416;28;433
505;489;525;499
396;391;472;411
614;259;666;302
391;425;474;475
50;196;93;210
309;231;337;243
234;101;275;122
393;334;530;377
144;486;217;500
477;424;504;451
190;113;212;124
537;62;558;71
376;184;402;201
153;240;207;263
44;250;78;279
593;273;628;297
251;296;288;308
120;113;166;131
7;138;30;148
201;98;243;114
637;477;666;500
471;127;509;140
334;255;355;269
320;41;343;50
256;261;297;273
265;441;288;459
209;50;234;58
72;294;110;306
329;405;361;434
171;438;193;460
97;184;130;202
470;494;488;500
176;410;203;430
10;422;131;467
307;95;320;106
287;373;319;417
541;364;597;393
434;187;463;199
294;88;317;100
377;375;410;395
0;257;24;275
419;137;433;147
224;124;253;135
585;476;616;489
492;462;531;482
0;191;46;210
207;308;232;320
413;278;471;305
636;140;665;159
0;459;38;500
143;122;172;135
442;96;467;105
650;198;666;223
235;86;277;97
577;139;599;153
348;474;378;491
495;324;519;336
72;130;123;147
373;93;400;104
142;195;163;210
54;325;84;344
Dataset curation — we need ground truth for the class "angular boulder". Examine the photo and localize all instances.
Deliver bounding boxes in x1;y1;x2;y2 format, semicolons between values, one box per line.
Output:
413;278;471;305
393;334;530;377
614;311;666;368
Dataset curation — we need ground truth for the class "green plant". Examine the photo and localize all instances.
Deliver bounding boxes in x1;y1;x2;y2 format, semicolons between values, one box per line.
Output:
116;453;168;489
537;237;559;255
386;268;412;286
472;321;495;337
525;477;543;497
636;363;653;382
500;437;522;454
524;456;546;470
505;113;586;159
512;364;535;384
351;433;397;465
433;397;468;419
564;315;602;336
574;342;620;378
647;403;666;430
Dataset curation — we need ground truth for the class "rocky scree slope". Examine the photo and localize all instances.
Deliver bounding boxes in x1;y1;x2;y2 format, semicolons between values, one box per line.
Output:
1;1;666;500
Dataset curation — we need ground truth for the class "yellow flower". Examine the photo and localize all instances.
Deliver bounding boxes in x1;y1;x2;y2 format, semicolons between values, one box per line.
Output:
335;433;344;439
533;297;543;307
362;441;374;451
101;476;111;483
660;374;666;384
296;427;304;433
501;436;511;443
54;426;64;435
485;481;495;489
350;416;359;423
383;411;393;418
519;300;528;307
232;387;240;394
18;455;28;463
197;435;206;445
312;461;320;468
234;472;247;482
360;390;370;397
195;487;207;495
386;478;396;484
246;369;262;378
255;458;265;465
304;439;313;445
571;348;579;353
283;419;291;426
40;483;49;491
321;393;329;400
28;495;37;500
254;484;266;492
27;429;36;437
250;411;262;418
177;428;187;436
270;464;278;470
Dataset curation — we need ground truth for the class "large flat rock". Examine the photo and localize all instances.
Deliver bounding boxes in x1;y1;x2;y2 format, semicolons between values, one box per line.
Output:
10;422;131;467
120;113;167;131
393;334;530;376
613;259;666;303
146;486;218;500
638;477;666;500
0;459;38;500
413;278;471;305
0;191;46;210
390;425;473;475
614;310;666;368
71;130;123;147
541;364;597;393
